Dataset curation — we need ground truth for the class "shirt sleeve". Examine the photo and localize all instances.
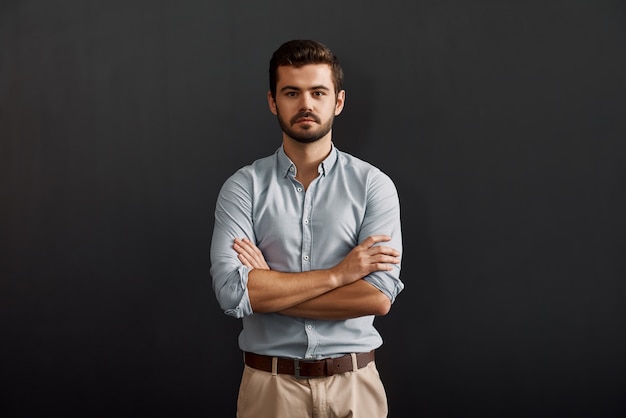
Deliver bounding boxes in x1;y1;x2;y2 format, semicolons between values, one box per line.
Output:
360;170;404;303
210;171;255;318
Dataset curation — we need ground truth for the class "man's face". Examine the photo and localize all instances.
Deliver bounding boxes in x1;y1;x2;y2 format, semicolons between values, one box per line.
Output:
268;64;345;144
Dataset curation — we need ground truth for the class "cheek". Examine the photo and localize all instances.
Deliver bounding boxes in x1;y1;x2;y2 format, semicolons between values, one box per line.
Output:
275;100;294;115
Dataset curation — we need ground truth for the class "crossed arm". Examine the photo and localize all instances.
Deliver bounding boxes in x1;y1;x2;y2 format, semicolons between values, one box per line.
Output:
233;235;400;320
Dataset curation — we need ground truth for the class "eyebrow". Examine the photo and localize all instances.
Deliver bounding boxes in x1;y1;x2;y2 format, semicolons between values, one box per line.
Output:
280;85;331;92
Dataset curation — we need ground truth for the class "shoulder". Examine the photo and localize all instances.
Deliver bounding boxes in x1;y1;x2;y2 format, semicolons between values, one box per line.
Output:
335;149;395;187
220;151;278;189
215;153;279;206
336;149;374;171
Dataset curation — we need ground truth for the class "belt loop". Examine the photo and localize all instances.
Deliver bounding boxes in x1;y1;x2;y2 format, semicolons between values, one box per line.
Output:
351;353;358;372
325;358;335;377
271;357;278;376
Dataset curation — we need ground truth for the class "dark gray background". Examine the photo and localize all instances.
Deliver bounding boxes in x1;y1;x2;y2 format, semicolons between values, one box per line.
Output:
1;1;625;417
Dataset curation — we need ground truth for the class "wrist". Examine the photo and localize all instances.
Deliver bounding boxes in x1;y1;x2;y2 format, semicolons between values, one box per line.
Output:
326;267;343;289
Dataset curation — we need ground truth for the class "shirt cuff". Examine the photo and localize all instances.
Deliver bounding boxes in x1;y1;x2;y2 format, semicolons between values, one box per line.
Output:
224;265;254;318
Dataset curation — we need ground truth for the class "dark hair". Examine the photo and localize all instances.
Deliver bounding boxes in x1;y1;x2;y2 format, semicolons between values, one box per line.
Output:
269;40;344;98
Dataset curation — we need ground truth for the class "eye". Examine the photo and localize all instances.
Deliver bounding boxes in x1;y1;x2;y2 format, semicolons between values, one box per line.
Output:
313;91;325;97
285;91;297;97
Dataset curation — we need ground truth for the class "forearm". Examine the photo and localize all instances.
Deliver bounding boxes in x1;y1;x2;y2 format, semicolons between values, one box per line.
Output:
247;268;341;313
237;235;400;314
279;280;391;320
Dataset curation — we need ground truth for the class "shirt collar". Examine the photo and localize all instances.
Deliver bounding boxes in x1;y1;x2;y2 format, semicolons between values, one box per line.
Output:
277;144;339;178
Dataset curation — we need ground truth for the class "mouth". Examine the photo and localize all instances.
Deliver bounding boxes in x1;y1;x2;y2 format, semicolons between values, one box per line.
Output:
291;112;319;125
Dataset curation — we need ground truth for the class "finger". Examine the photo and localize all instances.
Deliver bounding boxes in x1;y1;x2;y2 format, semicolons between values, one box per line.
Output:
242;249;264;266
238;251;266;269
234;239;270;269
236;248;254;263
233;242;253;257
233;238;247;252
372;263;395;272
241;237;257;248
234;237;256;248
234;240;260;257
371;254;401;264
239;238;265;257
366;245;400;257
238;253;253;268
360;235;392;248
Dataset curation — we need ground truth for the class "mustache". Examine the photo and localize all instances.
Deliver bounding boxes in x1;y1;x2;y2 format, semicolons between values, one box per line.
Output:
290;112;320;125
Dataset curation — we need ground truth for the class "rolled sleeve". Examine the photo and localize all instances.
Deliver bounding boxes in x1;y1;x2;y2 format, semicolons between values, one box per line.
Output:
210;171;256;318
360;170;404;303
212;264;253;319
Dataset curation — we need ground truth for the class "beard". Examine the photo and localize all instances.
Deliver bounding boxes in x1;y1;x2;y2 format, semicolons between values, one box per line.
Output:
276;108;335;144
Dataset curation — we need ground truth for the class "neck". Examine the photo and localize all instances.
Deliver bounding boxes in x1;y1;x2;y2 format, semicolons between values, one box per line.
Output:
282;132;333;188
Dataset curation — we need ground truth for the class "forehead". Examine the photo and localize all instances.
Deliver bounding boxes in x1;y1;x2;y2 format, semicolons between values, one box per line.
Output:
276;63;334;90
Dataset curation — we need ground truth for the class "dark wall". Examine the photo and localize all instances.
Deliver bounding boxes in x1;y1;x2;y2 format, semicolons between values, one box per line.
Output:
2;1;625;417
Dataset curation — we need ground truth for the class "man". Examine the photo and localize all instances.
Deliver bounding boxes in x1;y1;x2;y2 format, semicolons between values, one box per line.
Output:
210;39;403;418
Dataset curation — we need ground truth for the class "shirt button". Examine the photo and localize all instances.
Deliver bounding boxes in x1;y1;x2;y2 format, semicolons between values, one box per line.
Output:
297;187;303;192
306;325;313;330
289;166;294;172
303;255;309;261
304;219;309;225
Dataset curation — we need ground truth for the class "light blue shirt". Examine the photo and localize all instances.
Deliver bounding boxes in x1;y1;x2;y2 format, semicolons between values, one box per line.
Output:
210;145;403;359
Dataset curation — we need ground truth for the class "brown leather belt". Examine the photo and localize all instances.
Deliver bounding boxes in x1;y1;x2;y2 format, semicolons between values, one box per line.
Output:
244;350;375;379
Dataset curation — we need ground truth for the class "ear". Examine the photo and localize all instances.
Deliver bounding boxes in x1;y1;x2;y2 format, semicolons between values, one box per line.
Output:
267;91;278;115
334;90;346;116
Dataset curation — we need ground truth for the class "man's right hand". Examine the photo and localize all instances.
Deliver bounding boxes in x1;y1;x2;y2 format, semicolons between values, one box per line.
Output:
233;238;270;271
329;235;401;286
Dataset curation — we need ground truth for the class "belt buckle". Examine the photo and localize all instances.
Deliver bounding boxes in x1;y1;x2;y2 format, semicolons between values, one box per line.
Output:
293;359;317;379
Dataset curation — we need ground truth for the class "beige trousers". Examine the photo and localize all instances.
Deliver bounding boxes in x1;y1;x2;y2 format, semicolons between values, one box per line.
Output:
236;358;388;418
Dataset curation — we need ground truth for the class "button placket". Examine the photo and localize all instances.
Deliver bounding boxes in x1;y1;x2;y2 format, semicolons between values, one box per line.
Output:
300;173;318;359
301;182;313;272
304;321;318;359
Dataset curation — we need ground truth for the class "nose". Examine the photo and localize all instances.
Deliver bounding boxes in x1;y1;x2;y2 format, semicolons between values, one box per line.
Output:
299;94;313;112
